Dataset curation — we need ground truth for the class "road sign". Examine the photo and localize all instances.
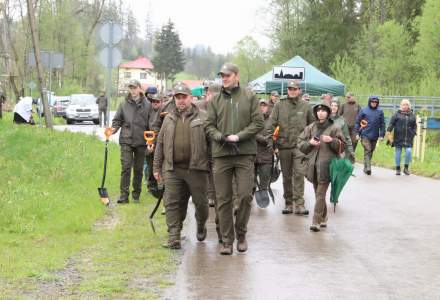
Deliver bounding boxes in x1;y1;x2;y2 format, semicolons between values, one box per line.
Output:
99;47;122;69
28;81;36;89
272;66;305;81
27;51;64;69
99;23;123;45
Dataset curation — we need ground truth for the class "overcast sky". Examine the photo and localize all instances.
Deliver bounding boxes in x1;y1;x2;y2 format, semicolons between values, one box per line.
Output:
129;0;271;54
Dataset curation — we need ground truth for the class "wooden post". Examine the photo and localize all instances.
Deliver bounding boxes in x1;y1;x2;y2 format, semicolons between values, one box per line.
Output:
421;117;427;163
26;0;53;129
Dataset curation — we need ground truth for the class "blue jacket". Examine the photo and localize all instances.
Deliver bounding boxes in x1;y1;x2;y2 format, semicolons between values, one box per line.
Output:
354;96;385;140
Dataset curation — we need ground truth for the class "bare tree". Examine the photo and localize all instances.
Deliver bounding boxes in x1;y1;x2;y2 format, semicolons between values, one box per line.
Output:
26;0;52;128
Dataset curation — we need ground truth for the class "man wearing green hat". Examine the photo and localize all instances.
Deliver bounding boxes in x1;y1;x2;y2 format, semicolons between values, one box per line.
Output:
111;79;151;204
206;63;263;255
270;80;315;215
153;82;210;249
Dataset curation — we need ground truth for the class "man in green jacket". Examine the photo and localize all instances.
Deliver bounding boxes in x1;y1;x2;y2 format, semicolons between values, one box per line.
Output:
270;81;315;215
206;63;263;255
111;79;151;204
153;82;209;249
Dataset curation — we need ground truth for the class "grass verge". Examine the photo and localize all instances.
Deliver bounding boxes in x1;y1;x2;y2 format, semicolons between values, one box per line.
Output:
354;131;440;178
0;113;175;298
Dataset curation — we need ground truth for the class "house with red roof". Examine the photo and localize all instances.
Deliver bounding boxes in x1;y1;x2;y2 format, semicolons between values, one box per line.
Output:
117;56;163;94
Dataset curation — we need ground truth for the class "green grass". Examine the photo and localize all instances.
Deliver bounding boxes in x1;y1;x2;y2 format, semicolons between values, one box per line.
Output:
355;131;440;178
0;113;175;298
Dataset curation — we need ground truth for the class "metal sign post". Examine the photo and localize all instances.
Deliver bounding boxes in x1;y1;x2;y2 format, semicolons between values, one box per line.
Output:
99;22;123;126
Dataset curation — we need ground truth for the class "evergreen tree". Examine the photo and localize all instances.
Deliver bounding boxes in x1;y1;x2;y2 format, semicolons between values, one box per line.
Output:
152;20;185;82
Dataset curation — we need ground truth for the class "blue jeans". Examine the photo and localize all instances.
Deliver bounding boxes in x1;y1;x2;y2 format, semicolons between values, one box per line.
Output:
395;147;412;166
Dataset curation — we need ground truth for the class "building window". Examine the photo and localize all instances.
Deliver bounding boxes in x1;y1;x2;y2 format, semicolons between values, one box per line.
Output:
124;72;131;79
140;73;147;79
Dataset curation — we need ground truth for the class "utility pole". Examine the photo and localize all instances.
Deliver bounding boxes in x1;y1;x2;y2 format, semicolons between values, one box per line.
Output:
26;0;53;129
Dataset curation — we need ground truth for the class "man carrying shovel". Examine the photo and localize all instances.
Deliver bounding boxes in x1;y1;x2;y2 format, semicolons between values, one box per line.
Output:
110;79;152;204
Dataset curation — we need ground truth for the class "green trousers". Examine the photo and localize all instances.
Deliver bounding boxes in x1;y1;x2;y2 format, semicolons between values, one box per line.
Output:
120;144;146;200
163;167;209;241
213;155;255;244
312;181;330;225
279;147;305;206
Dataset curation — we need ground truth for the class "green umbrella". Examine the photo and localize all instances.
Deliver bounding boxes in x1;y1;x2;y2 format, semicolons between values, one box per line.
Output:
330;157;354;212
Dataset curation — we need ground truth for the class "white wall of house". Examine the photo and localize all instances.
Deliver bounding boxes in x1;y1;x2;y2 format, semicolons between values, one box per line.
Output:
117;68;163;93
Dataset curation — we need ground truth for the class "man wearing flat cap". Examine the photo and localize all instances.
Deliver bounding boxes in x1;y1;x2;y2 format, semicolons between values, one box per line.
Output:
153;82;210;249
206;63;263;255
111;79;152;204
270;80;315;215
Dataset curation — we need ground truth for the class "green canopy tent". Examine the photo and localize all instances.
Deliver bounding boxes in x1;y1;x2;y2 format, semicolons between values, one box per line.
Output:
249;56;345;96
191;86;204;97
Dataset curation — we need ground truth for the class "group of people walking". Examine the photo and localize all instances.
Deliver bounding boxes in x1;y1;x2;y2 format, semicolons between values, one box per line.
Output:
108;63;417;255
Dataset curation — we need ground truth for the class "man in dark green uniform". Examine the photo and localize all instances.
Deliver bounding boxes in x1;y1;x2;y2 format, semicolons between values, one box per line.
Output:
96;91;108;126
270;80;314;215
153;82;209;250
111;79;151;204
206;63;263;255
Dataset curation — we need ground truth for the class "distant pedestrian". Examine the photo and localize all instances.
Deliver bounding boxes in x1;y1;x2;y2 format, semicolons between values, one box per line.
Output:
96;91;108;126
111;79;151;204
268;90;279;113
0;90;6;119
255;99;273;190
302;93;311;102
386;99;416;175
13;97;35;125
354;96;385;175
206;63;263;255
339;92;361;151
330;99;355;163
153;82;209;249
298;102;345;232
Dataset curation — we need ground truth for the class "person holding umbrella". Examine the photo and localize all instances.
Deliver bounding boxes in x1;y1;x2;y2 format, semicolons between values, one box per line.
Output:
386;99;417;175
298;102;345;232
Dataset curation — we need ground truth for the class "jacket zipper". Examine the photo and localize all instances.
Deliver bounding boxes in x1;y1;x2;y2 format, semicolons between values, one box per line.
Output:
404;114;408;145
230;97;234;133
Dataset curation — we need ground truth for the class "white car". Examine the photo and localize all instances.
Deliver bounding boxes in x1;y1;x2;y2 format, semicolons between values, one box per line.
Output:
65;94;99;125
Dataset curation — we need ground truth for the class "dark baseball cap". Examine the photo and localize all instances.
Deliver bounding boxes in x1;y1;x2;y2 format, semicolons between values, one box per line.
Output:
287;80;301;88
218;63;239;75
173;82;191;96
128;79;141;88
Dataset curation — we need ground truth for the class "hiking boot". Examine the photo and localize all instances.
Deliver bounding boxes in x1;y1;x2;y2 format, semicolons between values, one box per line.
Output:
196;225;207;242
220;243;233;255
365;170;371;175
162;239;181;250
208;198;215;208
320;216;328;228
282;204;294;214
403;164;410;175
237;236;248;253
294;205;309;215
396;166;401;175
117;197;129;204
310;224;320;232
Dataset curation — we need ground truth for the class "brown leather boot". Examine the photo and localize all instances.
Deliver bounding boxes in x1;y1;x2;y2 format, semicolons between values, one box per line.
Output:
237;236;248;252
282;204;293;214
220;243;233;255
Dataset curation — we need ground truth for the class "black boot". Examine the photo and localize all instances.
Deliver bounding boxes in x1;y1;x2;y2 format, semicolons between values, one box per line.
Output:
403;164;410;175
396;166;401;175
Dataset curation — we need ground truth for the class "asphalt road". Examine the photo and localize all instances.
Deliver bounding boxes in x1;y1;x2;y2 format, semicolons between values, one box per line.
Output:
55;117;440;299
166;165;440;300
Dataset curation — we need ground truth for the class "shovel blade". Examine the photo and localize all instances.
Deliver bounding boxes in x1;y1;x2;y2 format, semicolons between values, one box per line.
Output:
255;189;270;208
98;187;110;206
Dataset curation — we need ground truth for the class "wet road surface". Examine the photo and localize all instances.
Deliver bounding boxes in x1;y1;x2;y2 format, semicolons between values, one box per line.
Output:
166;165;440;299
